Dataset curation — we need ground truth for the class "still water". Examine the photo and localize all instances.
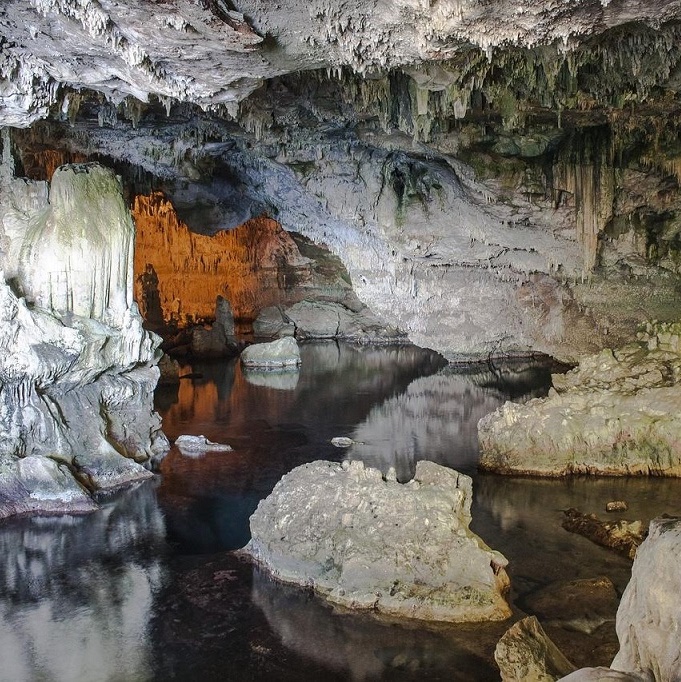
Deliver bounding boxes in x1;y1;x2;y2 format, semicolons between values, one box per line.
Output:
1;342;680;681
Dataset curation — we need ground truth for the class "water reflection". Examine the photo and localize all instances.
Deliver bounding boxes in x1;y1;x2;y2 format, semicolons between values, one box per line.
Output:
0;483;167;682
347;362;557;480
3;343;680;681
156;342;446;554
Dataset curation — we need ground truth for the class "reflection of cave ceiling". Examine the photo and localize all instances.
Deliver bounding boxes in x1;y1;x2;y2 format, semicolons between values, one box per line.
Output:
3;0;681;127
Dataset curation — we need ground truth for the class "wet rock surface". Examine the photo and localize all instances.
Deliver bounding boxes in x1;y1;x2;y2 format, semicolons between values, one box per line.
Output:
479;322;681;476
244;459;511;623
561;510;645;560
495;616;576;682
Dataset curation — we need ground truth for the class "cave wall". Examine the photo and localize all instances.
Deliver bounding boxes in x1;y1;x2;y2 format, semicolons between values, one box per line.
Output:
2;6;681;361
131;192;354;328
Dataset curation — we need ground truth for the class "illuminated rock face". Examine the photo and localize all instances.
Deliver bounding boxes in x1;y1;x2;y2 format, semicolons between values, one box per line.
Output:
478;322;681;477
0;160;167;519
245;459;512;623
132;192;352;327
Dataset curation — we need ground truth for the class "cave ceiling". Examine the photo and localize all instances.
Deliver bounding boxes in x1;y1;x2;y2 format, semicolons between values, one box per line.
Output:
2;0;681;127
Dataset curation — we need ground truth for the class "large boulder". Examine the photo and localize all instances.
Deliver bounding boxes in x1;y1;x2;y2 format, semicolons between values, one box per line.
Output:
244;459;511;623
240;336;301;368
479;323;681;476
610;516;681;680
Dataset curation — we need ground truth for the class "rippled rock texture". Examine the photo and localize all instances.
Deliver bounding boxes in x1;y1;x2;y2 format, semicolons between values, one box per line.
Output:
245;459;511;623
479;322;681;476
0;160;167;518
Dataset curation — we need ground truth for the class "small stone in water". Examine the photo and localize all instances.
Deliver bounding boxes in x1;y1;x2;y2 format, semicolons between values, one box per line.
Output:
331;436;354;448
606;501;629;513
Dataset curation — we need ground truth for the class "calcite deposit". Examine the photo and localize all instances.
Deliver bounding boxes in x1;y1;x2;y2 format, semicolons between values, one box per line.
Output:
244;459;511;623
479;322;681;476
0;160;167;518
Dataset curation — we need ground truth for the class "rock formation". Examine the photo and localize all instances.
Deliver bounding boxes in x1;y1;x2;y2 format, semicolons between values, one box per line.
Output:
0;159;167;518
479;322;681;476
244;459;511;623
3;3;681;360
495;616;577;682
240;337;302;369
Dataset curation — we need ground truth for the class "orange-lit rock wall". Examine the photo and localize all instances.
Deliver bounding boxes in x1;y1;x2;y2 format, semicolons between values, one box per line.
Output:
18;146;88;180
132;192;316;326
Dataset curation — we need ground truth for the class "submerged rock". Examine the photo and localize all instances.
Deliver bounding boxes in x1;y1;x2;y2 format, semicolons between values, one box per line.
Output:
561;509;645;560
240;337;301;368
174;435;233;456
244;459;511;623
479;322;681;476
495;616;576;682
522;577;619;636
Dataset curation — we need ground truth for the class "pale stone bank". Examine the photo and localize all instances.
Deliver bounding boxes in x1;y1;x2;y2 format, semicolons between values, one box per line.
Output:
479;322;681;476
0;162;168;518
244;459;511;623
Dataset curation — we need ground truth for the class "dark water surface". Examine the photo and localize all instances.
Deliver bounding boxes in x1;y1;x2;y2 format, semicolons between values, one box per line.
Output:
1;342;680;681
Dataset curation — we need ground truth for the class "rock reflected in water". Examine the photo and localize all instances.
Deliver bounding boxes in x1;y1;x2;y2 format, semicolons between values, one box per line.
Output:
0;482;166;682
347;361;556;480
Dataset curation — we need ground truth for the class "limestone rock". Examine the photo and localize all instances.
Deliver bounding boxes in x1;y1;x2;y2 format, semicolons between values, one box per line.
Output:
240;337;301;368
479;323;681;476
0;455;97;519
522;577;620;636
174;435;233;456
0;163;168;518
158;353;181;385
495;616;577;682
561;510;645;560
188;296;237;358
610;516;681;680
286;300;406;344
253;306;295;338
244;459;511;623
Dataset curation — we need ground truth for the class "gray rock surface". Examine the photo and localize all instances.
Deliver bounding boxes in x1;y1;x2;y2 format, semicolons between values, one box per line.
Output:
244;459;511;623
253;306;295;339
495;616;577;682
479;322;681;476
174;435;233;457
240;337;302;368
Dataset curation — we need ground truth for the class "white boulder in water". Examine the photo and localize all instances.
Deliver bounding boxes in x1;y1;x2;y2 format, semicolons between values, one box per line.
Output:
174;435;233;456
240;337;301;368
244;459;511;623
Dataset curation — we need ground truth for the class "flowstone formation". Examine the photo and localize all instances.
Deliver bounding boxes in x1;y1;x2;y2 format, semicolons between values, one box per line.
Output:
0;159;167;518
244;459;511;623
478;322;681;476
